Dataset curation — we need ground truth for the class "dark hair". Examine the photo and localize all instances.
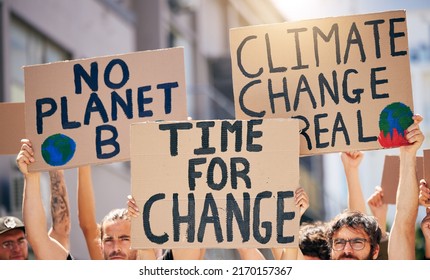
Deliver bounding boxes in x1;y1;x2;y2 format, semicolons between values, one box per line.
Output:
327;210;381;255
299;221;330;260
99;208;129;240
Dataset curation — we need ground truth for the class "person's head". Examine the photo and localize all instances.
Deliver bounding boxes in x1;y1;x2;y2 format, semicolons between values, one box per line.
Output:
299;221;330;260
327;210;381;260
0;216;28;260
100;208;136;260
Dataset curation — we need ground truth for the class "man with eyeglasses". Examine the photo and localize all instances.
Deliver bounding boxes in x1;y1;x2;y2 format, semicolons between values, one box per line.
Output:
326;211;381;260
0;216;28;260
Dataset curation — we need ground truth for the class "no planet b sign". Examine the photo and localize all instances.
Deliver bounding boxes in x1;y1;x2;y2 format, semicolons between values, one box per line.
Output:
24;48;188;171
130;118;300;249
230;10;414;155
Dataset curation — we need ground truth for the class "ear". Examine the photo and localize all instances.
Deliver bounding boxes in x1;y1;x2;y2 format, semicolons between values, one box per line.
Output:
372;244;380;260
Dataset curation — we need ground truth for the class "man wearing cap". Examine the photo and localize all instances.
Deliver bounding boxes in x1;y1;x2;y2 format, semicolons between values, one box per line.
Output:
0;216;28;260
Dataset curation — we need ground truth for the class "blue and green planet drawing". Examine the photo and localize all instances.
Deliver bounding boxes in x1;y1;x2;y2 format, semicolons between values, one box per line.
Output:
41;133;76;166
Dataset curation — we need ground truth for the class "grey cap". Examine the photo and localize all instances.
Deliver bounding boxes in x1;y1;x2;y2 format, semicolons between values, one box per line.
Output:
0;216;25;235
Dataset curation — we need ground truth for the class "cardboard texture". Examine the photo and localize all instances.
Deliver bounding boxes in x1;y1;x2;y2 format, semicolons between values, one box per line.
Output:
380;155;423;204
0;102;25;155
24;48;188;171
130;118;300;249
424;149;430;183
230;10;413;156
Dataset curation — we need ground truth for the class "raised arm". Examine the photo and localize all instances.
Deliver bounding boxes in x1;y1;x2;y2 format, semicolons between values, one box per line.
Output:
17;139;69;260
278;187;310;260
341;151;366;213
48;169;71;250
367;186;388;259
77;165;103;260
367;186;388;236
388;115;424;260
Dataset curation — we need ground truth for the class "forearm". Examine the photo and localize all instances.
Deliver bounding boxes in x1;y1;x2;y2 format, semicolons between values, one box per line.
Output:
22;172;68;259
376;213;387;235
396;151;419;223
48;169;71;249
22;173;45;247
344;167;366;213
77;166;102;259
389;151;419;260
77;166;98;232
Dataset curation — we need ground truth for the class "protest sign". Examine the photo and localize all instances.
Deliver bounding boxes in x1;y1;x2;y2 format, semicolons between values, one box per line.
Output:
24;48;188;171
230;10;413;155
380;154;424;204
130;118;300;248
0;102;25;154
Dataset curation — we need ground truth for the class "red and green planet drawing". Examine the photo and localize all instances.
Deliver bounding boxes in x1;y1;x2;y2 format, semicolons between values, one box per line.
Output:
378;102;413;148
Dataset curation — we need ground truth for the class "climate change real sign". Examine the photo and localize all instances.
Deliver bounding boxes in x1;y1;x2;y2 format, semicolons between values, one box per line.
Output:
130;118;300;249
230;10;414;155
24;48;188;171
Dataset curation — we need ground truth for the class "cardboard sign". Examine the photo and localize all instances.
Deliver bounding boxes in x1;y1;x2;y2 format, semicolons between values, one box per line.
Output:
130;118;300;248
0;102;25;155
380;155;423;204
424;149;430;184
24;48;188;171
230;10;413;155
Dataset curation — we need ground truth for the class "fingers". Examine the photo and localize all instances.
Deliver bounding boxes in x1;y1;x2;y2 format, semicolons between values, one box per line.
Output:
405;126;424;144
295;188;309;215
348;151;362;159
127;195;139;218
406;114;424;144
341;151;363;169
412;114;423;124
419;180;430;206
16;139;35;175
367;186;384;207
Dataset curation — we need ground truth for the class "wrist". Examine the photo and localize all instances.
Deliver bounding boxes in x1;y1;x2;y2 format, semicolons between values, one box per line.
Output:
400;149;417;160
25;172;40;181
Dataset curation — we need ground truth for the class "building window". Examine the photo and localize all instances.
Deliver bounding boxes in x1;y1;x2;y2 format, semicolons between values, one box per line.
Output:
9;15;70;102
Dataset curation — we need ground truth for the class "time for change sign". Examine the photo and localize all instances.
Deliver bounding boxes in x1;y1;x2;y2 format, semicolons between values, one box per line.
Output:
24;47;188;171
230;10;413;156
130;118;300;249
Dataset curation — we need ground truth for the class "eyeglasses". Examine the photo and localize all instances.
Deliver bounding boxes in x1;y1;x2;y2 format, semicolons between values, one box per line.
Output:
332;238;367;251
1;238;27;250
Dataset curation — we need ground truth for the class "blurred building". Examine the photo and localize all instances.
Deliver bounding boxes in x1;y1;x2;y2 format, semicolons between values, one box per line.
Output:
0;0;326;259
